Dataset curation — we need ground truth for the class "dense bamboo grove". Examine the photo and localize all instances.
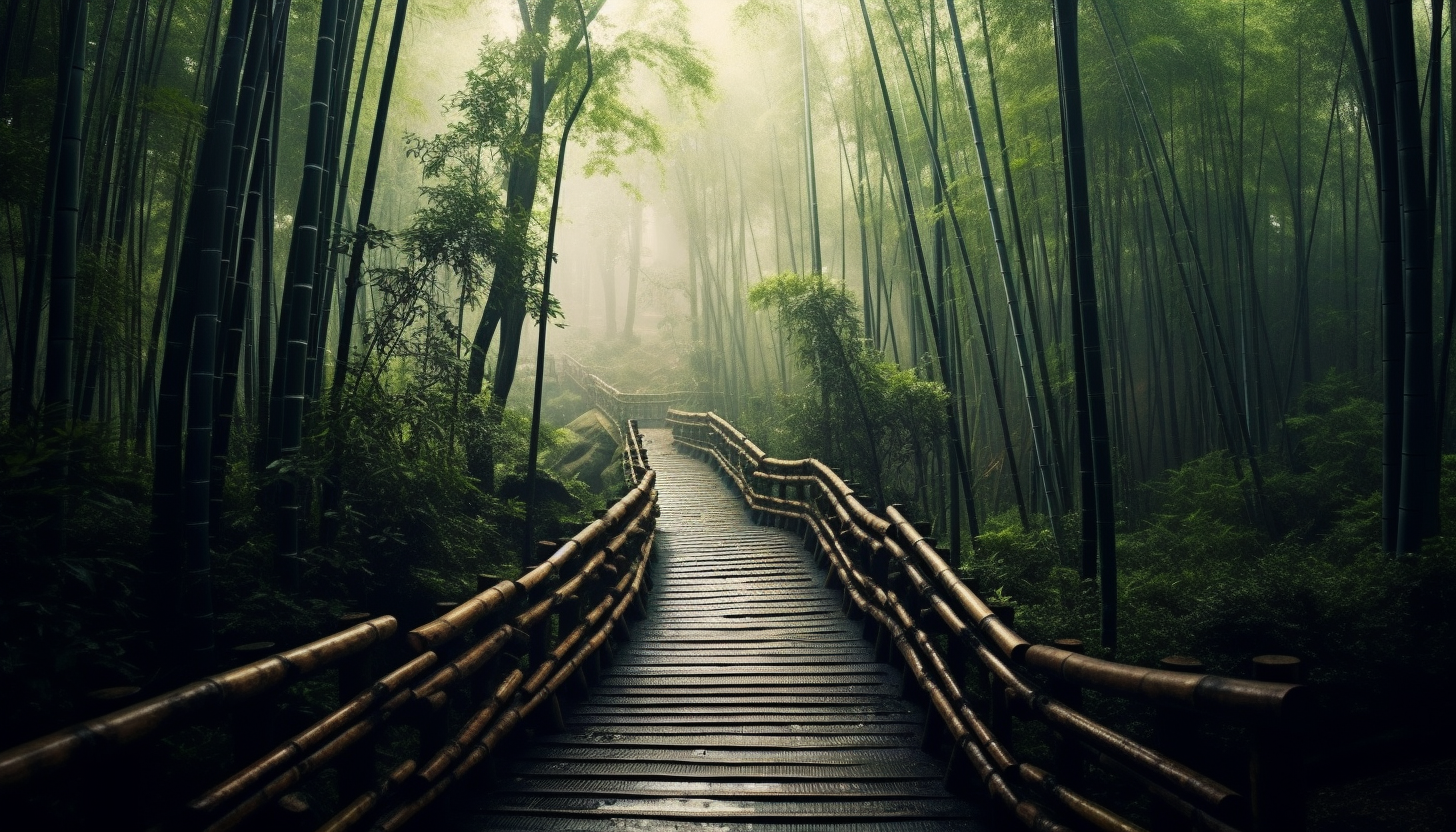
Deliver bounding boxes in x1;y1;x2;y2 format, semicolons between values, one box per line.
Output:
1;0;1453;818
0;0;708;733
565;0;1450;664
655;0;1450;546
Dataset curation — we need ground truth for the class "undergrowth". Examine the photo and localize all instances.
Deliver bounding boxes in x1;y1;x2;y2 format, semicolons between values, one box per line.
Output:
960;372;1456;788
0;395;602;747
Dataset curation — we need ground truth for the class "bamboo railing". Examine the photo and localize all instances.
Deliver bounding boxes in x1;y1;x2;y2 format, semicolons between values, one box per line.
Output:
559;354;684;426
668;409;1311;832
0;423;658;832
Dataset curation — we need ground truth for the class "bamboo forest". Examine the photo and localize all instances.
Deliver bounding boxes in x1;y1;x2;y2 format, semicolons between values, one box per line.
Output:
0;0;1453;829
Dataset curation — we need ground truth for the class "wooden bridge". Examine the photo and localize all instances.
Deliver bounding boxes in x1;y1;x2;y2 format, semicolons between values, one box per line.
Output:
448;428;991;830
559;355;686;427
0;364;1312;832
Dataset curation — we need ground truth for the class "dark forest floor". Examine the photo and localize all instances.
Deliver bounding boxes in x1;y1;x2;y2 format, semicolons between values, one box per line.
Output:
1310;757;1456;831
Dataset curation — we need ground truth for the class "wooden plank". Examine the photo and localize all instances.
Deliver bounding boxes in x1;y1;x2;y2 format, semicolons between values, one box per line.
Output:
493;778;953;799
531;733;915;750
569;705;915;719
508;760;945;781
446;429;991;832
581;694;905;706
468;795;983;820
568;712;913;724
514;746;935;765
604;649;873;658
470;818;984;832
626;632;861;644
630;625;860;637
582;686;900;697
592;663;894;676
558;723;914;737
596;673;890;686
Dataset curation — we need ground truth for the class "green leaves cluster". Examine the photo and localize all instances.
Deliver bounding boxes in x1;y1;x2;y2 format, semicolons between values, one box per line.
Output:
573;0;713;176
747;272;947;505
0;423;148;746
962;375;1456;747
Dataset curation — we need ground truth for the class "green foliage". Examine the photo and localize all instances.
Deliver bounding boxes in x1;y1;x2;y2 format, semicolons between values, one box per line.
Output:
961;376;1456;722
402;53;537;309
732;0;792;29
0;254;607;743
0;77;56;205
0;423;148;746
136;85;206;134
746;272;947;506
324;385;511;612
576;0;714;176
1271;371;1385;538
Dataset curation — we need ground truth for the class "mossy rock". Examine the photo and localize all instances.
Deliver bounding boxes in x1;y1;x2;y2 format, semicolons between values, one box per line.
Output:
548;410;622;495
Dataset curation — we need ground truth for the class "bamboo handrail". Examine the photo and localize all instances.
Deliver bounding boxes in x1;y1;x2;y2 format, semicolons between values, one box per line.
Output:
408;469;655;653
0;616;397;789
558;354;685;426
668;408;1311;832
0;420;659;832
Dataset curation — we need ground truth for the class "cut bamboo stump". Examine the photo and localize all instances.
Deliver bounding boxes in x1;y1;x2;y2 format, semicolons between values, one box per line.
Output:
1251;655;1306;832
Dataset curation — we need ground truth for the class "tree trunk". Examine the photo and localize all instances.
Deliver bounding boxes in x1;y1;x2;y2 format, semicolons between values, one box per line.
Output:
273;0;341;588
856;0;979;550
42;0;87;425
1386;0;1436;553
1053;0;1116;651
176;0;256;666
623;194;642;337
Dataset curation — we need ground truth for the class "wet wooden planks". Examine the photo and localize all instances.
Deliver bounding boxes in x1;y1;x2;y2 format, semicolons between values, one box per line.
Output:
447;429;991;832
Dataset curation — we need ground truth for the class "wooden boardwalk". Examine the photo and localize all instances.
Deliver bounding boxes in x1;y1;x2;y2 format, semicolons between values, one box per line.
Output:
447;429;993;831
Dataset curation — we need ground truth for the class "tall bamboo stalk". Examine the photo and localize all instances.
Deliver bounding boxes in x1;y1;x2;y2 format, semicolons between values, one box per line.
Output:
41;0;87;425
332;0;410;403
1387;0;1436;553
946;0;1062;528
274;0;341;588
855;0;979;549
1052;0;1116;650
795;0;821;275
523;0;592;566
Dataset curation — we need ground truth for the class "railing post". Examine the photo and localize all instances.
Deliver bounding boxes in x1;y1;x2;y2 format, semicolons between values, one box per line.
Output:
861;541;888;642
934;542;970;689
1153;655;1204;832
529;541;559;668
919;546;957;758
558;583;583;691
785;481;799;532
1047;638;1085;790
474;574;511;698
414;601;466;761
336;612;379;800
1251;655;1305;832
872;614;895;664
839;528;863;621
230;641;280;767
823;519;843;590
987;605;1014;740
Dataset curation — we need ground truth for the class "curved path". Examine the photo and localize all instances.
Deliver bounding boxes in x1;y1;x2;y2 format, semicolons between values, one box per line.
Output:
448;429;992;831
